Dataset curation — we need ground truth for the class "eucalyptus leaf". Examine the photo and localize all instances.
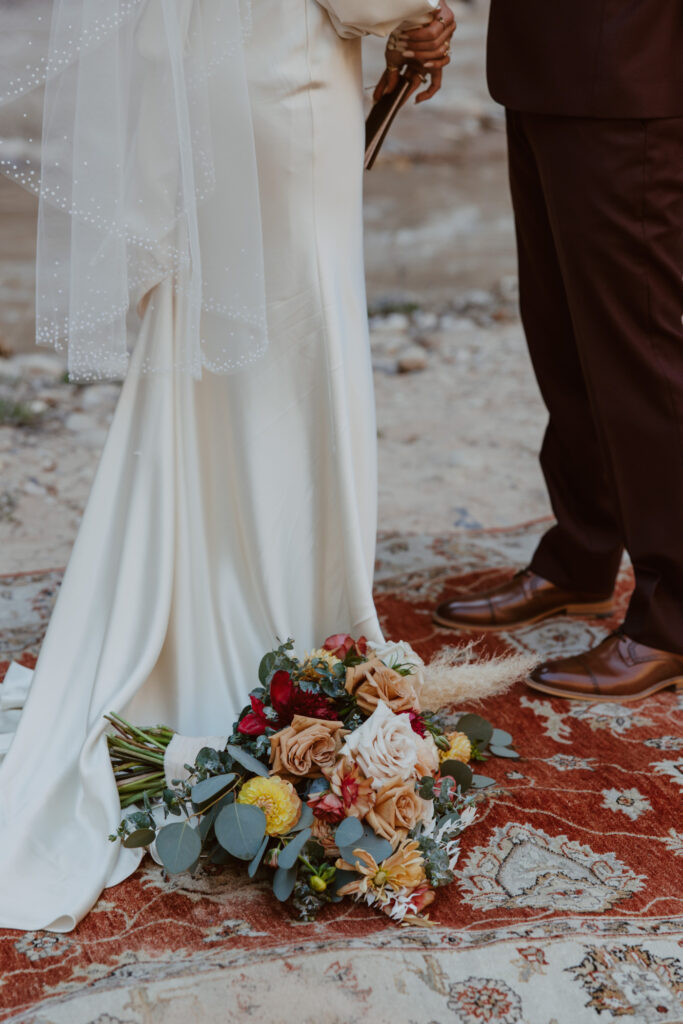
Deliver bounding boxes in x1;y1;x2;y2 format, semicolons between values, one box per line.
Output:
273;865;298;902
258;652;276;685
334;816;364;848
331;868;358;898
440;759;473;792
191;773;236;806
471;774;497;789
490;745;520;759
215;802;267;860
277;828;312;870
155;821;202;874
248;835;270;878
195;747;223;773
123;827;156;849
225;744;270;778
339;825;393;866
455;713;493;747
198;790;236;841
490;728;513;747
291;803;314;831
210;846;232;865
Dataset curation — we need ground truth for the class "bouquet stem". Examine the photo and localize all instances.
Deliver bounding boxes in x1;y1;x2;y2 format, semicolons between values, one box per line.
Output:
105;714;175;809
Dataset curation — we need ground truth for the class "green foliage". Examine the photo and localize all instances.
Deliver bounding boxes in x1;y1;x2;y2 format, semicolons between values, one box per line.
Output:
418;835;455;888
156;822;202;874
214;803;267;860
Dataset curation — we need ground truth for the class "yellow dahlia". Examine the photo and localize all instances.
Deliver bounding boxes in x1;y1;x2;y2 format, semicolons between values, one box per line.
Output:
439;731;472;764
304;648;343;671
237;775;302;835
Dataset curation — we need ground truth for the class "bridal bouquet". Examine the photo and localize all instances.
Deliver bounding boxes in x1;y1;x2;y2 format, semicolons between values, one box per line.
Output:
108;635;517;924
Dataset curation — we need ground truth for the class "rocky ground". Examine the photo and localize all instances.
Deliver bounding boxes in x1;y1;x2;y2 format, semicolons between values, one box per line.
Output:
0;1;550;575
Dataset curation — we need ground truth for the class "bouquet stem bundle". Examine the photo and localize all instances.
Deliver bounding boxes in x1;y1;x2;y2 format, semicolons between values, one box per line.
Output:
105;713;175;808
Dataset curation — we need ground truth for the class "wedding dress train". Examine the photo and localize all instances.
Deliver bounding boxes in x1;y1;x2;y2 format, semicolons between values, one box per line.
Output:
0;0;384;931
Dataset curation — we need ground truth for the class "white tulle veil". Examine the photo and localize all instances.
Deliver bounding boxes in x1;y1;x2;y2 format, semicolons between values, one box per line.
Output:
0;0;268;380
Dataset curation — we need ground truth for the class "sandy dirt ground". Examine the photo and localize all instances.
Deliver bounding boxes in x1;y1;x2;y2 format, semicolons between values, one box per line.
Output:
0;1;551;575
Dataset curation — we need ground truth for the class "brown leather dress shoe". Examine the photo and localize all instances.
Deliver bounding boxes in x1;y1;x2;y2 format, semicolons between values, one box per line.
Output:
527;632;683;702
433;569;614;632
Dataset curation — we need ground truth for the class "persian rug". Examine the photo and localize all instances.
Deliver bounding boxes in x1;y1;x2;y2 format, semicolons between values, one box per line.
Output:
1;522;682;1024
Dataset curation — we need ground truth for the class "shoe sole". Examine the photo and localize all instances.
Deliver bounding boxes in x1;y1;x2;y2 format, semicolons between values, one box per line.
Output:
431;600;615;633
525;676;683;702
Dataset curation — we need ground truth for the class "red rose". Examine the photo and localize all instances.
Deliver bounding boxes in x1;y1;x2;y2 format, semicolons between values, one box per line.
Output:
237;695;269;736
323;634;368;661
307;790;345;824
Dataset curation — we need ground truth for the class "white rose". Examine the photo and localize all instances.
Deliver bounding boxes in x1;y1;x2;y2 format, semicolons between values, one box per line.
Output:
415;733;440;779
340;700;421;790
368;639;425;670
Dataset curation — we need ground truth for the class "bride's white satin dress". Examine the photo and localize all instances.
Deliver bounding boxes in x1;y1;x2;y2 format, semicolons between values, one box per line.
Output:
0;0;392;932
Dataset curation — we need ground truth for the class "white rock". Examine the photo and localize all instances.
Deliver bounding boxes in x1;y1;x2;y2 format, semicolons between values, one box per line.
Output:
498;274;519;304
370;312;410;333
80;384;121;410
370;332;406;356
397;346;428;373
0;358;22;384
24;478;47;497
372;356;398;375
439;314;477;332
65;411;99;434
460;289;494;310
12;353;67;380
411;310;439;332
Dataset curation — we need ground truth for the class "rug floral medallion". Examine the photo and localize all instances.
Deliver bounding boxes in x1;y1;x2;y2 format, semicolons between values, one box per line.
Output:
1;524;682;1024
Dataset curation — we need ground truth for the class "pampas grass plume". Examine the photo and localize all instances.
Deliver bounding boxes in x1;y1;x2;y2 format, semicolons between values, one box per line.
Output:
420;642;538;709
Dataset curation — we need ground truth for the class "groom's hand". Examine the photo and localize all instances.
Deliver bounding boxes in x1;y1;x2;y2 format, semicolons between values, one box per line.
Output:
374;1;456;104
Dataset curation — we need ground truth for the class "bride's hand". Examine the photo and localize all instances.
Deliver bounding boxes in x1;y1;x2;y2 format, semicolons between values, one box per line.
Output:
373;1;456;104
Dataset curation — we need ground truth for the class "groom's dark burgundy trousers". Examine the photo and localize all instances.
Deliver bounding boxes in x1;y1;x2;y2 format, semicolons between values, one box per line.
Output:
487;1;683;653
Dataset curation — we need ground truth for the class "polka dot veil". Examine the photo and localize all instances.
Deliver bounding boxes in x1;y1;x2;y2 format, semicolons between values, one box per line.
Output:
0;0;268;381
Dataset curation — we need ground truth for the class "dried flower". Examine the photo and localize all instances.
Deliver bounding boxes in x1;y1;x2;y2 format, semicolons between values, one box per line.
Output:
310;817;340;859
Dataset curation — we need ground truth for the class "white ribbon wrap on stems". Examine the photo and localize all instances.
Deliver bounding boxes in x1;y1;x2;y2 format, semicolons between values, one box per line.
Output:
163;733;229;788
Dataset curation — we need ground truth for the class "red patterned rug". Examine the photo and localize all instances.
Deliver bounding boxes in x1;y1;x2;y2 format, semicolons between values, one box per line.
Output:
1;523;682;1024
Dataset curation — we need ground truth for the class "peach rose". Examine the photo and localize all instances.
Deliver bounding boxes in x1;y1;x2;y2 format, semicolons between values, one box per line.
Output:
270;715;346;778
346;657;420;715
365;776;430;845
414;734;440;780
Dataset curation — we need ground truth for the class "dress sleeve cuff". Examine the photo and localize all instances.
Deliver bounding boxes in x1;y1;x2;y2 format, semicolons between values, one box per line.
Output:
316;0;438;39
